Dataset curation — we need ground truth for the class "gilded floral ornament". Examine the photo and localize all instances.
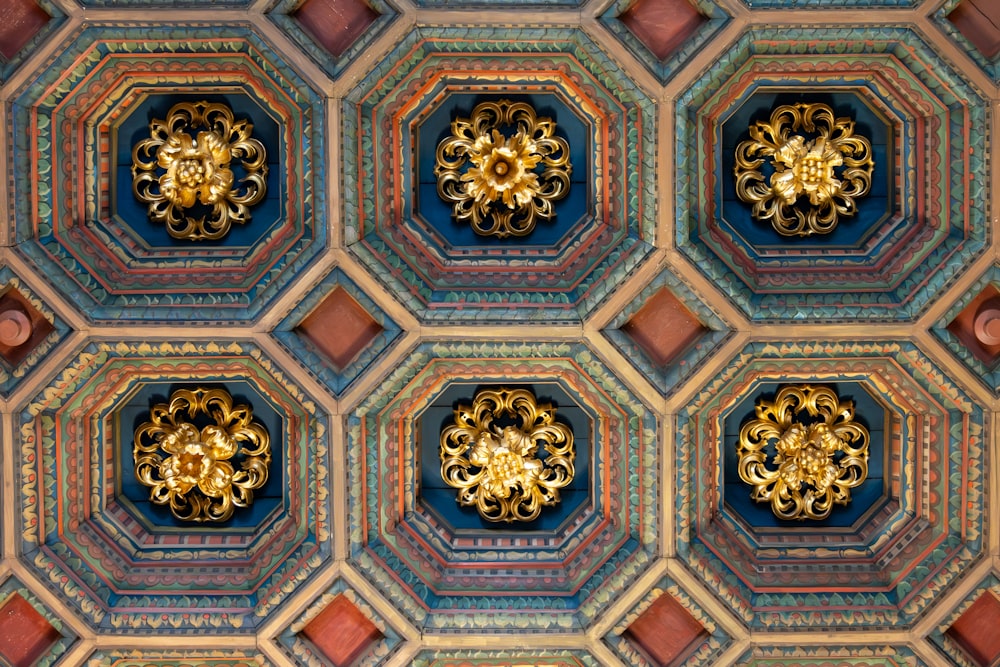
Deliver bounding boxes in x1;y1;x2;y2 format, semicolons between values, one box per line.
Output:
133;387;271;523
440;387;574;523
736;385;869;521
434;100;572;238
734;103;874;237
131;101;268;241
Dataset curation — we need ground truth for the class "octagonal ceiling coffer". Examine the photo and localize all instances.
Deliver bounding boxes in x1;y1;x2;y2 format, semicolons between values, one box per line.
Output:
17;341;331;633
677;28;988;322
346;28;656;324
11;26;326;323
678;340;984;629
350;341;657;631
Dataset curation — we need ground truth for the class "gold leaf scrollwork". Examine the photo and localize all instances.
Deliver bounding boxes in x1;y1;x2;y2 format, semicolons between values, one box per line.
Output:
133;387;271;523
733;103;874;237
439;387;575;523
131;101;268;241
434;100;572;239
736;385;870;521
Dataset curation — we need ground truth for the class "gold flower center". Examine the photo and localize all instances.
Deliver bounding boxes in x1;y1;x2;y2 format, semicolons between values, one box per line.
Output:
176;157;209;190
488;449;522;488
493;160;509;177
797;442;829;478
793;149;833;188
177;447;206;478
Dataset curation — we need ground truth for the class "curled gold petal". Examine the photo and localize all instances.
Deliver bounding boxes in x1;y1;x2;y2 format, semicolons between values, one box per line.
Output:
132;387;272;523
131;101;268;241
736;384;870;521
433;100;572;239
439;387;575;523
733;102;874;237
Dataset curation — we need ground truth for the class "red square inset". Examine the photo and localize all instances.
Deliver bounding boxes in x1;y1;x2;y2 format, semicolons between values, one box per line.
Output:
294;0;378;59
0;0;49;61
624;593;706;667
948;0;1000;59
947;591;1000;666
300;594;382;667
619;0;707;62
0;594;61;667
622;287;707;367
296;286;382;370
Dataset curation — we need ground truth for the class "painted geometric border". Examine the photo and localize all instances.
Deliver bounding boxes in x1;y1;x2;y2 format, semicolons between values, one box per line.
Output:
930;263;1000;394
273;266;405;396
9;23;326;323
676;340;986;629
602;266;732;397
86;649;269;666
598;0;731;85
16;340;332;633
603;575;733;667
675;26;988;322
415;0;581;5
743;0;917;7
348;340;658;632
927;573;1000;667
275;577;403;666
344;26;656;324
265;0;399;80
411;648;600;666
0;265;73;397
737;644;927;666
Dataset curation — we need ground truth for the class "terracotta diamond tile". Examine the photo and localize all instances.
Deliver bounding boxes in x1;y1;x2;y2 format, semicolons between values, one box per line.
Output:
621;287;707;367
295;285;383;371
619;0;707;61
0;0;49;62
624;593;707;667
948;0;1000;59
0;286;55;367
946;284;1000;366
947;592;1000;666
0;594;61;667
300;594;382;667
294;0;378;59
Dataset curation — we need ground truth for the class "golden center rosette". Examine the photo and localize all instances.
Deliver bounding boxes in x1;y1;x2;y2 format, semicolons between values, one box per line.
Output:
734;102;874;237
133;387;271;523
131;101;268;241
736;385;870;521
439;387;575;523
434;100;572;239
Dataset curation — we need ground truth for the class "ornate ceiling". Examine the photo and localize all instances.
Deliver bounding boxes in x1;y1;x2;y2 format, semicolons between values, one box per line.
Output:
0;0;996;665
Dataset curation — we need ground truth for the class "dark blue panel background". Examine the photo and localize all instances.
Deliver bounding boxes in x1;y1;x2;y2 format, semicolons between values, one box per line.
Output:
415;94;589;248
721;91;892;248
117;381;284;531
115;93;283;248
418;383;590;532
723;382;886;528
